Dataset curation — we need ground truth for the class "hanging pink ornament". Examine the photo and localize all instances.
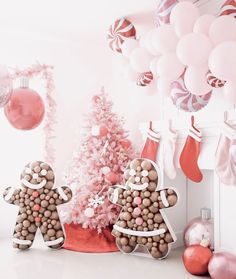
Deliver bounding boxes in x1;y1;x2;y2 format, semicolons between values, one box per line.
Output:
136;71;153;87
219;0;236;18
4;78;45;130
171;73;212;112
107;18;136;53
184;208;214;250
206;71;226;88
105;172;119;184
91;125;108;137
0;65;12;107
119;139;131;149
208;252;236;279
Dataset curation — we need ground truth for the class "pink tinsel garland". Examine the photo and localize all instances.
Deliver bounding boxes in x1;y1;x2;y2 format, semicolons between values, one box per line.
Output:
10;63;56;166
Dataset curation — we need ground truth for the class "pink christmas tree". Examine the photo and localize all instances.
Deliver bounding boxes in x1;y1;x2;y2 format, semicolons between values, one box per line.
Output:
62;90;135;232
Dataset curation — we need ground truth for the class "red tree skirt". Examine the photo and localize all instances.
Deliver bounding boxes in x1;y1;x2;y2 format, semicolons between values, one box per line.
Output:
63;223;118;253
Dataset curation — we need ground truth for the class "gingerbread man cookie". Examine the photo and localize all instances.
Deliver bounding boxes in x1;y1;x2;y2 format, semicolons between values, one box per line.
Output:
108;158;178;259
3;161;72;250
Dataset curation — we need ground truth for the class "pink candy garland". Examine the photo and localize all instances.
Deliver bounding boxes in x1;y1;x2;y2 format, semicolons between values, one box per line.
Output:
10;63;56;166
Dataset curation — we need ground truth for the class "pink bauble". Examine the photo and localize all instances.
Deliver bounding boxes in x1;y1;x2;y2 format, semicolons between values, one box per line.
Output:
157;77;172;96
144;30;160;56
130;47;153;73
0;65;12;107
208;252;236;279
4;87;45;130
123;64;139;82
224;81;236;104
170;2;199;37
193;14;215;36
100;125;109;137
152;25;179;54
121;39;139;58
158;52;185;81
219;0;236;18
209;41;236;81
177;33;212;66
209;15;236;45
119;139;131;149
149;56;160;78
171;73;212;112
206;71;226;88
107;18;136;53
136;71;153;87
106;172;119;184
184;66;212;95
156;0;178;26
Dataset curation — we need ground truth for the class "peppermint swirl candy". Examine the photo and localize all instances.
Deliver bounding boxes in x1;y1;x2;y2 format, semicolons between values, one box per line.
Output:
107;18;136;53
171;75;212;112
137;71;153;87
206;71;226;88
155;0;177;26
219;0;236;18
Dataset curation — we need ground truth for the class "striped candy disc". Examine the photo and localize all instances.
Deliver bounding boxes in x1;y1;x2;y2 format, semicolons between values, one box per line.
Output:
155;0;177;26
206;71;226;88
137;72;153;87
219;0;236;18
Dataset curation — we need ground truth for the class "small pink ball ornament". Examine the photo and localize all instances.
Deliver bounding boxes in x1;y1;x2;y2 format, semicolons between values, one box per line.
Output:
4;78;45;130
133;197;142;205
105;172;119;184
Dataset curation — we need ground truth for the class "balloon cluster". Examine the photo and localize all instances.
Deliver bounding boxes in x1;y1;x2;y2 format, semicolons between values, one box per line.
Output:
107;0;236;107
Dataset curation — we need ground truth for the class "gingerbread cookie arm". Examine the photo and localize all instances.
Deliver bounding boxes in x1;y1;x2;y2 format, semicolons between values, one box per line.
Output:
55;186;72;205
3;187;22;205
108;185;126;206
158;188;178;209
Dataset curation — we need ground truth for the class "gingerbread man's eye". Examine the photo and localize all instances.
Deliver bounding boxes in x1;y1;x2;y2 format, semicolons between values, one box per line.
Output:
129;169;136;176
25;168;32;175
40;169;47;176
141;170;149;177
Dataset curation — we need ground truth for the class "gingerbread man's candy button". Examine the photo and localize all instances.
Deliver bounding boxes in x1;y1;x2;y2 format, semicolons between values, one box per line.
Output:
133;197;142;205
32;191;39;198
133;207;141;217
33;204;41;211
35;217;41;223
135;217;143;226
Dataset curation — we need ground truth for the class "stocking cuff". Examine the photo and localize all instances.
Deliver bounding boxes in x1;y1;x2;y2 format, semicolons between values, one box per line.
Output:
147;128;160;143
189;126;201;142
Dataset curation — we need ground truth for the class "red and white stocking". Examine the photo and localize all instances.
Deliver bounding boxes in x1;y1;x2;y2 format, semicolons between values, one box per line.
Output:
215;121;236;185
163;127;178;180
141;121;160;162
180;116;203;183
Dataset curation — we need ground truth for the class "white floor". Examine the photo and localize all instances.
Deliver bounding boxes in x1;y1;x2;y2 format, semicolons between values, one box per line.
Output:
0;237;210;279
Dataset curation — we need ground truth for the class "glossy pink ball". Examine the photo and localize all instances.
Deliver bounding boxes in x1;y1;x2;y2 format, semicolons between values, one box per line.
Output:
133;197;142;205
4;87;45;130
133;207;141;217
135;217;143;226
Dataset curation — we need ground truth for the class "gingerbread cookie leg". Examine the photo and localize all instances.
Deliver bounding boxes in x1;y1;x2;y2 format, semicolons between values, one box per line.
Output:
113;231;136;254
13;212;37;250
40;212;65;249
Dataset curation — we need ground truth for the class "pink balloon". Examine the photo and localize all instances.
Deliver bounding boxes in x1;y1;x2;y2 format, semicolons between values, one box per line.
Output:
208;252;236;279
152;24;179;54
149;56;161;78
123;64;139;82
144;30;161;56
130;47;153;73
224;81;236;104
170;2;199;37
209;15;236;45
209;41;236;81
184;66;212;95
121;39;139;58
177;33;212;66
193;14;215;36
158;52;185;81
4;87;45;130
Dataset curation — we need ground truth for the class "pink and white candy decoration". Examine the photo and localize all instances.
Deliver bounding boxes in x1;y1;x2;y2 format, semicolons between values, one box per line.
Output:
171;74;212;112
107;18;136;53
206;71;226;88
136;71;153;87
155;0;178;26
219;0;236;18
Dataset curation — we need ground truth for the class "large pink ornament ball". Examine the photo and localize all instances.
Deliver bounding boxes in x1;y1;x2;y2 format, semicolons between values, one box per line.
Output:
106;172;119;184
209;15;236;45
208;252;236;279
107;18;136;53
177;33;212;66
4;87;45;130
